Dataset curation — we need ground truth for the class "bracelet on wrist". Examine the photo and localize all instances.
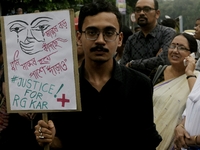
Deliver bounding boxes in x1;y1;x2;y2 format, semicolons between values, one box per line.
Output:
128;60;133;68
186;75;197;79
194;135;198;145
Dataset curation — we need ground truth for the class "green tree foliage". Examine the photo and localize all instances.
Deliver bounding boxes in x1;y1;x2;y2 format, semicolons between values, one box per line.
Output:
158;0;200;30
1;0;136;14
1;0;137;27
3;0;198;30
1;0;83;14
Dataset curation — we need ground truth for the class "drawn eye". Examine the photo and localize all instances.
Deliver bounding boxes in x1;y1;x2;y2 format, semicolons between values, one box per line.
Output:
32;24;50;31
9;23;26;33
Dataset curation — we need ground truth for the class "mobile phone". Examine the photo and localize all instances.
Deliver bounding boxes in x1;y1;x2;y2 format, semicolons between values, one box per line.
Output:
183;52;195;66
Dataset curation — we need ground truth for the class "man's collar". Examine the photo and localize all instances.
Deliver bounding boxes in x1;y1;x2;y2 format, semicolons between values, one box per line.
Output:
138;24;159;38
79;59;123;83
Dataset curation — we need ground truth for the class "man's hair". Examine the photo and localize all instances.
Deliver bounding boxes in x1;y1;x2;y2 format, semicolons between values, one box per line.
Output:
78;0;122;32
173;33;197;53
196;18;200;21
136;0;159;10
16;8;23;12
154;0;159;10
121;25;133;44
160;18;176;29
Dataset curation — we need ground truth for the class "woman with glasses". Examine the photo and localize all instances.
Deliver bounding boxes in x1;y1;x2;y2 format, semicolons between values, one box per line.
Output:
149;32;199;150
173;19;200;150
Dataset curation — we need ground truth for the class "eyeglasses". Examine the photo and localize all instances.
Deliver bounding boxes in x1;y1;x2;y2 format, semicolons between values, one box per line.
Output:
134;6;156;13
194;24;200;28
169;43;190;51
82;28;119;42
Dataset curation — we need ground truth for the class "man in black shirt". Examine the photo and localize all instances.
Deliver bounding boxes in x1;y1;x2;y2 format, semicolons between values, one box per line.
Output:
34;1;162;149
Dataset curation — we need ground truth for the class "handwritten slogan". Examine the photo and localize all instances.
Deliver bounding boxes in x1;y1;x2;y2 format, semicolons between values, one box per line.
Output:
1;10;80;112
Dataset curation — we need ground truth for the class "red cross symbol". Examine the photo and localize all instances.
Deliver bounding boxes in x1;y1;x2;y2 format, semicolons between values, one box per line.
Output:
57;94;70;107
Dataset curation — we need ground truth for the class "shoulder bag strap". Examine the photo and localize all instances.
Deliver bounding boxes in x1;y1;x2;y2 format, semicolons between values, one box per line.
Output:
152;65;167;86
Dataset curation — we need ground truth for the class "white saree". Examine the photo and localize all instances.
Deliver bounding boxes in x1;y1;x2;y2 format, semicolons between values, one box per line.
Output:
153;71;199;150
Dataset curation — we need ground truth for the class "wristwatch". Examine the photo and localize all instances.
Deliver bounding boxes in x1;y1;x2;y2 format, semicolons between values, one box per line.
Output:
128;60;134;68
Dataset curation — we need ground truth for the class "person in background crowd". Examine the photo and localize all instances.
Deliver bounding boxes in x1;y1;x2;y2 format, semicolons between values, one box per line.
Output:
0;40;8;139
160;18;176;31
134;25;141;32
16;8;23;15
150;33;199;150
6;8;15;16
34;10;40;13
76;41;84;67
114;25;133;64
120;0;176;76
33;1;162;150
194;18;200;71
174;74;200;150
74;17;84;67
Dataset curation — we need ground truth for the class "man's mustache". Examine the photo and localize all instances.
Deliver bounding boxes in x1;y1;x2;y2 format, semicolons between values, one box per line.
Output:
90;45;109;52
138;17;147;21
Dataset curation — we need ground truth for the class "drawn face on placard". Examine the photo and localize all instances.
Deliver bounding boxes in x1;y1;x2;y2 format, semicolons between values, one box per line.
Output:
8;17;53;55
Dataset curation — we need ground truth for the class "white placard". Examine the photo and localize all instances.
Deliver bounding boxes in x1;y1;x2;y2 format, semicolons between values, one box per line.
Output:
1;10;81;113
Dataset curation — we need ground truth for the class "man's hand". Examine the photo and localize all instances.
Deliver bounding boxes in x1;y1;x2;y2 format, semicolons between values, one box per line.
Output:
34;120;56;147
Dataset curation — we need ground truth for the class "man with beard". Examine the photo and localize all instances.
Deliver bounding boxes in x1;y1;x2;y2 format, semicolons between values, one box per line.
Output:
120;0;176;76
33;1;162;150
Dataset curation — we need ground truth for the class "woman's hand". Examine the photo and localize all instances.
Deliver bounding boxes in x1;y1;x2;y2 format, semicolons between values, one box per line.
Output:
185;54;196;76
174;124;190;149
34;120;56;147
